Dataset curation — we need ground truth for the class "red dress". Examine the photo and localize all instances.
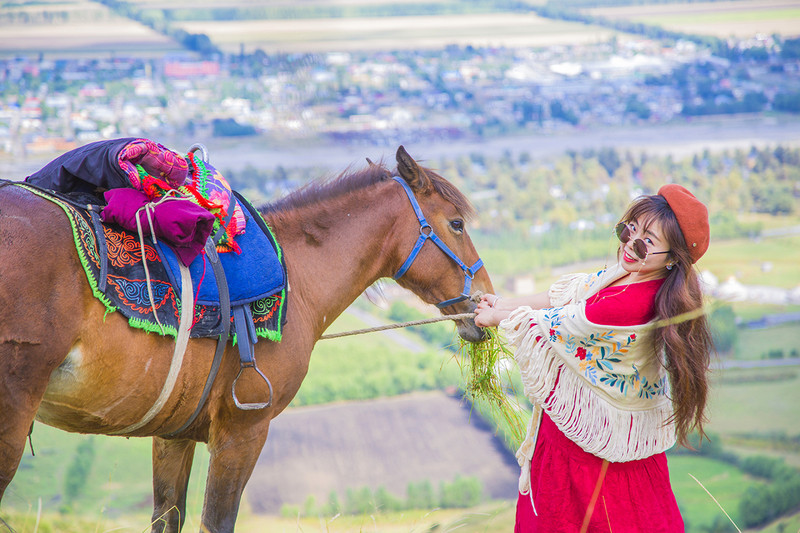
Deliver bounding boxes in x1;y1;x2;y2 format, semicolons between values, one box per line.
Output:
514;278;685;533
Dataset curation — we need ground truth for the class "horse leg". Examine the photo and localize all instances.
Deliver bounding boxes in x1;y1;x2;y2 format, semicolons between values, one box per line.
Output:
0;340;65;504
150;437;196;533
199;420;270;533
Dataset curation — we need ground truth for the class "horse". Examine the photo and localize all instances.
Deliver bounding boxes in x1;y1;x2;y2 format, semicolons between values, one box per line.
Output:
0;145;493;532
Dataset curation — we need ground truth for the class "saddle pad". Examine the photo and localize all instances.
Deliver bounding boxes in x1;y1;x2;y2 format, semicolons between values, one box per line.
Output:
157;195;285;307
18;184;286;342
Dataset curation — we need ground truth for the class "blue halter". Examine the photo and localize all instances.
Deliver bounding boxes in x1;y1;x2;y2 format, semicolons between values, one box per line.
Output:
391;177;484;309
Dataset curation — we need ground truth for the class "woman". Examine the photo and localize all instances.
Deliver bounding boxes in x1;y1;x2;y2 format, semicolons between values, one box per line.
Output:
474;184;713;532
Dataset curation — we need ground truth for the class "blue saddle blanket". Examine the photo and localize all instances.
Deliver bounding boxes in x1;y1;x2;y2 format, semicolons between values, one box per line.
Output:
157;196;285;307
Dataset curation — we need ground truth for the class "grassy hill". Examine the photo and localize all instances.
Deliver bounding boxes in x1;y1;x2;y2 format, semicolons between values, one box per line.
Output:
248;391;519;514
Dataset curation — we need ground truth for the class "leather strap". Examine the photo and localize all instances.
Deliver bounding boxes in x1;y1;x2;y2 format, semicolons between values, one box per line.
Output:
163;238;231;437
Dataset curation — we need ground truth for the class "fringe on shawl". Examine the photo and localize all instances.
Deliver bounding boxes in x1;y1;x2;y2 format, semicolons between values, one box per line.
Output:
502;306;676;493
547;272;589;308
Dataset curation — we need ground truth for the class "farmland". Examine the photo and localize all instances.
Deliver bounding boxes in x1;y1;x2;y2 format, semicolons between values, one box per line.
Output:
0;1;180;57
590;0;800;39
174;14;614;54
4;0;800;58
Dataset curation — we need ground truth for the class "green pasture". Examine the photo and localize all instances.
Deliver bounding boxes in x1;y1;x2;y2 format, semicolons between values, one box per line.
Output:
296;309;463;406
699;234;800;289
733;321;800;361
631;9;800;27
669;454;763;531
707;365;800;438
4;425;211;525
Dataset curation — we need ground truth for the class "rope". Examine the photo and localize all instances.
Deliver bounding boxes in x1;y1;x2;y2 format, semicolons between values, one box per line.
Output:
135;190;187;334
319;312;476;340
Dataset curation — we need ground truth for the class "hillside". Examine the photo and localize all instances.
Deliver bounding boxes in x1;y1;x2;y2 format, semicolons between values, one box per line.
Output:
247;391;519;513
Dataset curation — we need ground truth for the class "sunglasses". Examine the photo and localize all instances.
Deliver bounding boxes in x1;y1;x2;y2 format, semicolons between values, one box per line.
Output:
615;223;671;260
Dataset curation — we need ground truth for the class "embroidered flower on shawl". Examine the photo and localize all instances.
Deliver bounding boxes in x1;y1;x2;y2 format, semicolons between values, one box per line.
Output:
546;324;666;399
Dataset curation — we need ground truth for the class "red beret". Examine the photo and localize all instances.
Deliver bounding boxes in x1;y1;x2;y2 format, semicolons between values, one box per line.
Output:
658;184;709;264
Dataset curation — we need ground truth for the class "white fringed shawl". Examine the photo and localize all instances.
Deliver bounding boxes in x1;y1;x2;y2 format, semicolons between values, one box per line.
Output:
500;265;676;495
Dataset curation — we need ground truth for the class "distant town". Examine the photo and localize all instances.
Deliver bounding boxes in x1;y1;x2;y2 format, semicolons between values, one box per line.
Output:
2;32;799;164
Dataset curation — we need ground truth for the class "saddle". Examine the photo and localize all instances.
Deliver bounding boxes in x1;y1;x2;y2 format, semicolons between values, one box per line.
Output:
15;138;288;427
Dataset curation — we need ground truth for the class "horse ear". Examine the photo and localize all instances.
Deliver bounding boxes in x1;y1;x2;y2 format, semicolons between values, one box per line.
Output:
396;145;432;192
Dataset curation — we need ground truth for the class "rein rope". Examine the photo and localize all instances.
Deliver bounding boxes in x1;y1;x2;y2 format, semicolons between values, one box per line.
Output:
320;291;483;340
319;312;477;340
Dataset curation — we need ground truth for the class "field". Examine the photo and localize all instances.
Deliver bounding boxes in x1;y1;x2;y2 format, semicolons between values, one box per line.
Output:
5;0;800;59
174;14;614;54
590;0;800;39
0;0;180;57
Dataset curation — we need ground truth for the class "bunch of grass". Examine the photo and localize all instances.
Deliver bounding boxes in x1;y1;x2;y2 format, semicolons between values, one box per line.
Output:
455;328;528;447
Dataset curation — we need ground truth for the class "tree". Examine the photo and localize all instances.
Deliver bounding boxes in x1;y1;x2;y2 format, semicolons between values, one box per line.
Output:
303;495;318;516
345;487;374;515
374;486;403;513
326;490;340;515
709;305;738;354
439;475;483;508
597;147;621;178
62;436;96;510
406;480;436;509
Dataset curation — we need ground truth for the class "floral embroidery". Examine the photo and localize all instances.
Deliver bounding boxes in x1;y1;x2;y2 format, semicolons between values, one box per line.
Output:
545;314;665;398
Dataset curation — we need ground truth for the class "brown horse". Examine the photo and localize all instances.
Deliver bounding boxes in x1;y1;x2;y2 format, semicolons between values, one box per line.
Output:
0;146;492;532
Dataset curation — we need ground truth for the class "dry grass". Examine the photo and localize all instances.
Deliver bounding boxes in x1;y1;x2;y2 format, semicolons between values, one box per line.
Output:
173;14;615;53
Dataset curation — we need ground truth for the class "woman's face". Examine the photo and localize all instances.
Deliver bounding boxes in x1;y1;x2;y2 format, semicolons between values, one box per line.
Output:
618;217;672;280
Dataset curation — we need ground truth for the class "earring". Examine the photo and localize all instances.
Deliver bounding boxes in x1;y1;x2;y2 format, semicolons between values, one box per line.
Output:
666;262;674;270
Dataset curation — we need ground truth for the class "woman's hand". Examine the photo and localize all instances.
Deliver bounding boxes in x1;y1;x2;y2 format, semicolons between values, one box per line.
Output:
474;294;506;328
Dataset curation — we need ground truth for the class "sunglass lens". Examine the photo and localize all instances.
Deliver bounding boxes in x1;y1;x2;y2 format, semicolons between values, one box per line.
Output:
632;239;648;259
615;223;629;243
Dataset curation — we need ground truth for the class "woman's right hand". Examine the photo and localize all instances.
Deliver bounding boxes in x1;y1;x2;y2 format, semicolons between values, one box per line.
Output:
474;294;505;328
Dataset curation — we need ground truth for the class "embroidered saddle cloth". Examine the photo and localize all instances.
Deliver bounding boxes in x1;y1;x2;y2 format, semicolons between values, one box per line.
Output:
23;138;286;342
16;184;286;342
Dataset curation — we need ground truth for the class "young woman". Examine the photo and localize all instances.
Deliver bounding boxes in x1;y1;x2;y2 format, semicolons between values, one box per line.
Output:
474;184;713;532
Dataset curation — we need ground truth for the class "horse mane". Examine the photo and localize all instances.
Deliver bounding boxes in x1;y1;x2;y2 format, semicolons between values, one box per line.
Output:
263;160;475;220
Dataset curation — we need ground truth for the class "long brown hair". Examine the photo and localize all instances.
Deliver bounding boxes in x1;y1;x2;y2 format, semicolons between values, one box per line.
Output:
621;195;714;447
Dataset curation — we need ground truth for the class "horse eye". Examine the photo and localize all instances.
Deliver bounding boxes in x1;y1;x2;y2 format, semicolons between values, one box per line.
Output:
450;219;464;233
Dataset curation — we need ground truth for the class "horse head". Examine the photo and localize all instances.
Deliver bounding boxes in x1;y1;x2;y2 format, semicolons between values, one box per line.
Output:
390;146;493;343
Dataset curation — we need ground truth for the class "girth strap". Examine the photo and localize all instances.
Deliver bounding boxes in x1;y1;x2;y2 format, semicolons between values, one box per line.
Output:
114;259;194;435
163;239;230;437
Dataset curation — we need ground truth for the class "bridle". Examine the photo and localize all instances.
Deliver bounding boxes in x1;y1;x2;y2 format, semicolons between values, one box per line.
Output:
391;177;484;309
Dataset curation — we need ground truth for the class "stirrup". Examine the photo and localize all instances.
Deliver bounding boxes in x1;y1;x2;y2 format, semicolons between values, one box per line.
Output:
231;361;273;411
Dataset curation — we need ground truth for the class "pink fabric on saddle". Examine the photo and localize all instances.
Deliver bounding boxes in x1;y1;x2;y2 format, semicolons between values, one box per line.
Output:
118;139;188;190
101;188;215;266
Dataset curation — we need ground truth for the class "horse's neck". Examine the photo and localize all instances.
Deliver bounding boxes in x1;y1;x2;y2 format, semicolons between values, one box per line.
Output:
267;184;402;337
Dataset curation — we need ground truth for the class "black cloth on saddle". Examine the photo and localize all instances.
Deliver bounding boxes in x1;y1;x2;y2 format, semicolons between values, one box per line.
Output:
25;137;135;193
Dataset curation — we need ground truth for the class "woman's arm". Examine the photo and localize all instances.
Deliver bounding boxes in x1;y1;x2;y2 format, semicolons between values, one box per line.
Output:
473;290;551;328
